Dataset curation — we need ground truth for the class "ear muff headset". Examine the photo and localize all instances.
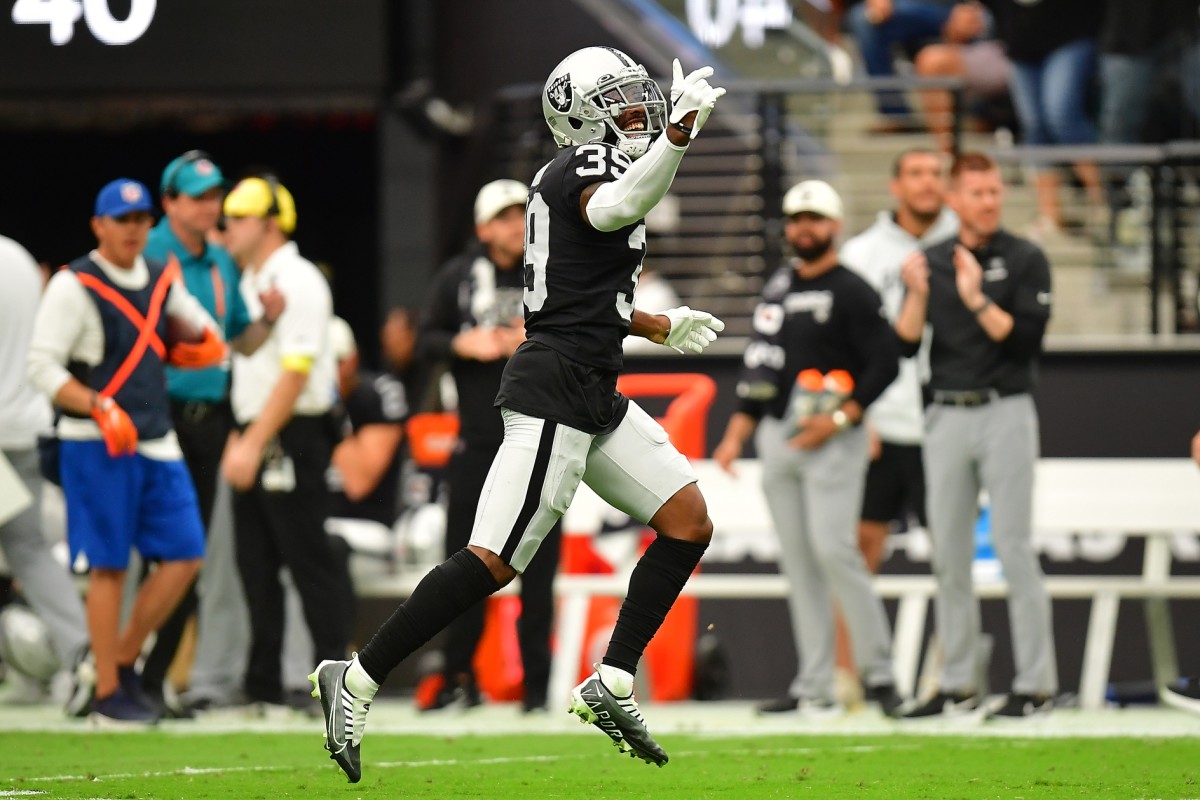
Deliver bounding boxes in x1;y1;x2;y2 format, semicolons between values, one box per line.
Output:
162;149;213;198
258;172;282;218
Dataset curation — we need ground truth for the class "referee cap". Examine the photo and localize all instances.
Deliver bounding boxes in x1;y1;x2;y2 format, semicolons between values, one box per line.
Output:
782;180;843;221
223;176;297;234
474;179;528;225
94;178;154;218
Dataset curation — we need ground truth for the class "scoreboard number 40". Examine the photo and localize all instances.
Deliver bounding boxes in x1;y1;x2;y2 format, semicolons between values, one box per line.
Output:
12;0;156;45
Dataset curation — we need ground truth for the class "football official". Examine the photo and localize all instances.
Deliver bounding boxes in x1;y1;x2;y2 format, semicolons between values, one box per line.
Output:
26;178;225;724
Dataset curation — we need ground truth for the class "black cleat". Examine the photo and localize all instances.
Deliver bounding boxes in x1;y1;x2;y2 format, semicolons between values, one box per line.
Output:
568;669;668;767
309;659;370;783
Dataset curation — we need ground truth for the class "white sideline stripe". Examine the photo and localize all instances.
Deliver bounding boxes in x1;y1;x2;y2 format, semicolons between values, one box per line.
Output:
4;744;903;785
0;792;47;797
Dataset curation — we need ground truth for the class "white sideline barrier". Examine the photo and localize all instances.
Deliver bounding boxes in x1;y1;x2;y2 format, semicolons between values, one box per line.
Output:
353;458;1200;712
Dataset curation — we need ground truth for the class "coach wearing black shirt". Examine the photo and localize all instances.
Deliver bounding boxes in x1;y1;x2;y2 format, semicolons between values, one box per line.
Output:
715;180;903;717
415;180;561;713
896;151;1057;720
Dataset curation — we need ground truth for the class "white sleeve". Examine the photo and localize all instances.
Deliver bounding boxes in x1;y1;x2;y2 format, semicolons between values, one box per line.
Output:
26;271;89;400
585;134;688;233
165;276;219;334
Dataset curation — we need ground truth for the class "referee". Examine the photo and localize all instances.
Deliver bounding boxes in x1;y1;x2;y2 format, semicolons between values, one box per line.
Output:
140;151;282;714
896;152;1057;719
219;176;349;710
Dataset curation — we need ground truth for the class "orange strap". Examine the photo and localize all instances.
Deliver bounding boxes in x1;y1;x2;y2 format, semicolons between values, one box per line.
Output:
74;257;181;398
209;264;226;327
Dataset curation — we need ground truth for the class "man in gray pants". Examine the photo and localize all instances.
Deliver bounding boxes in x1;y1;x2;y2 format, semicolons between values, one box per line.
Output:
896;152;1057;718
715;181;904;717
0;234;90;705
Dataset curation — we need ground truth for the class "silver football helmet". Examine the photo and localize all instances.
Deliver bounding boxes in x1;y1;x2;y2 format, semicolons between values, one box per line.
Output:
542;46;668;160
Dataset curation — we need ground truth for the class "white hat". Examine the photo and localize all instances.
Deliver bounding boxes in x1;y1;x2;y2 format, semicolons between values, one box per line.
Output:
474;179;529;225
782;180;843;220
327;316;357;363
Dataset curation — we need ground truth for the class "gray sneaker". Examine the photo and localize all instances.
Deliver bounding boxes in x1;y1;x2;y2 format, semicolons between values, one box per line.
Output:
568;670;667;767
309;660;370;783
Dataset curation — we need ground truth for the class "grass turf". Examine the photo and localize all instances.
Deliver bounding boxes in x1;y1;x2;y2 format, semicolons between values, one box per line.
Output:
2;732;1197;799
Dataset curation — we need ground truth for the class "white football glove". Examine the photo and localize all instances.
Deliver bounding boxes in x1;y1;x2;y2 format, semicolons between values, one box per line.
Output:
662;306;725;354
669;58;726;139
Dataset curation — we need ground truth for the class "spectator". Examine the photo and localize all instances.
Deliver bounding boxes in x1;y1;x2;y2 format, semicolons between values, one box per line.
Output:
714;180;904;718
847;0;958;132
0;233;90;709
912;2;1013;151
219;176;350;712
26;179;225;724
838;149;957;696
415;179;561;714
982;0;1107;241
895;152;1057;719
139;150;283;717
1099;0;1200;144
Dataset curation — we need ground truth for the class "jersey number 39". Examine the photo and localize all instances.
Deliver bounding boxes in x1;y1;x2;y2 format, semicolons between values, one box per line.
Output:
524;145;645;321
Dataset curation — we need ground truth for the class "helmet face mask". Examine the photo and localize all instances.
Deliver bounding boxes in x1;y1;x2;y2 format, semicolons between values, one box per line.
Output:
543;47;667;160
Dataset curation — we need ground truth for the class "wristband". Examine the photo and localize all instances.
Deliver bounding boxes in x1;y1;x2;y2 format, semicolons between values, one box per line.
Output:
972;297;993;315
671;121;693;137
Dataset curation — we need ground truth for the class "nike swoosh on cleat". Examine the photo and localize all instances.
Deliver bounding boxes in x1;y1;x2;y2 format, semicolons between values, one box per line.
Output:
327;670;347;753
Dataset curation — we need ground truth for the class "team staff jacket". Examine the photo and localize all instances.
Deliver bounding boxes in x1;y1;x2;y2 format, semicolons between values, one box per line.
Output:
910;230;1051;394
419;250;525;448
736;263;900;422
145;217;250;404
496;142;646;435
25;251;216;461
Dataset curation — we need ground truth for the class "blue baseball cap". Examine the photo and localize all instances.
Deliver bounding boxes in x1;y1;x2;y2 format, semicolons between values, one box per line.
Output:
160;151;225;197
94;179;154;218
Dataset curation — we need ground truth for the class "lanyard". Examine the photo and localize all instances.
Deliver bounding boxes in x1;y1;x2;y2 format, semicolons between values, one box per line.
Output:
210;264;226;330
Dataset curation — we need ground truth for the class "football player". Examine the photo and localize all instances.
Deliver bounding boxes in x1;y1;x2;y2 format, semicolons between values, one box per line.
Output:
309;46;725;782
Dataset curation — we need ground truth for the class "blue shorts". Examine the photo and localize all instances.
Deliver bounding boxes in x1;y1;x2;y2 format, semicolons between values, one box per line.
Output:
60;440;206;570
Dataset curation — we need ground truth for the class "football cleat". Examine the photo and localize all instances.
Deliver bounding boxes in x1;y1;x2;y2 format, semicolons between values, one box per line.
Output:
985;692;1053;719
309;659;371;783
898;690;980;719
568;667;668;767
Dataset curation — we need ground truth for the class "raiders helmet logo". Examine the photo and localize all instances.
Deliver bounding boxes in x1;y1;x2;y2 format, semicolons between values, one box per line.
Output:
547;73;573;113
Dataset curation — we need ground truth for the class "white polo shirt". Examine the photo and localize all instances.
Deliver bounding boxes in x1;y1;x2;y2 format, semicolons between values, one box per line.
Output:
232;241;336;425
0;235;52;450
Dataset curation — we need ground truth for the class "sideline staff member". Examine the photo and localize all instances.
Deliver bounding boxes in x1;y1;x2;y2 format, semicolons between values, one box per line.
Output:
896;151;1057;719
219;176;349;709
714;180;903;718
141;150;282;714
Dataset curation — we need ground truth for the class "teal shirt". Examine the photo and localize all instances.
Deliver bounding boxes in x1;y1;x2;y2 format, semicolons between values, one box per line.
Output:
145;218;251;403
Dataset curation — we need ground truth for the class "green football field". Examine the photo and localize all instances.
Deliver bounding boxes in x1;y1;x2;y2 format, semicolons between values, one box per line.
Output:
3;731;1198;799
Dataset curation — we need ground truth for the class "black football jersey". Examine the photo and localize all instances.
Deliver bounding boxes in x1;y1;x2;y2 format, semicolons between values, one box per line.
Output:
495;142;645;434
522;142;647;371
